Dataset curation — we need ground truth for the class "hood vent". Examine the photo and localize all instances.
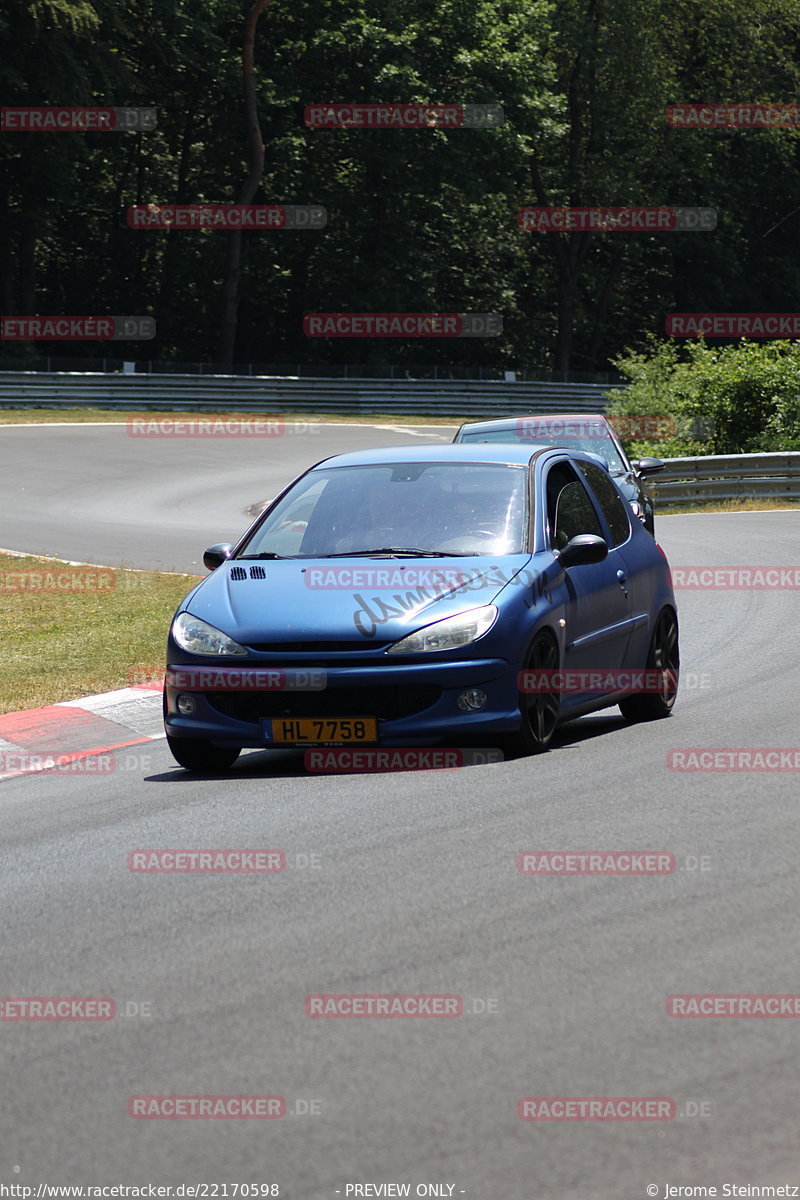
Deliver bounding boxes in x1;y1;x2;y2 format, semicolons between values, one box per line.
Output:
229;565;268;581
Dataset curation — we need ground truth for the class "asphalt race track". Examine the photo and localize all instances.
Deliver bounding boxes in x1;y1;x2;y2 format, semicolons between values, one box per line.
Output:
2;423;799;1198
0;421;452;572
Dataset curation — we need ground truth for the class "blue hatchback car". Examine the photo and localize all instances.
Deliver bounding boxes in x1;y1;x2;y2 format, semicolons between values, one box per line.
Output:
164;443;679;771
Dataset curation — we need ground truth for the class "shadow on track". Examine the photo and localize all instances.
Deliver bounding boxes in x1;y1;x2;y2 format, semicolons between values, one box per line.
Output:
144;705;657;781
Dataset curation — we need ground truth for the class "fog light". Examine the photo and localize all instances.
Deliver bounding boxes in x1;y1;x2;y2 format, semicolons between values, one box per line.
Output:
176;693;196;716
457;688;487;712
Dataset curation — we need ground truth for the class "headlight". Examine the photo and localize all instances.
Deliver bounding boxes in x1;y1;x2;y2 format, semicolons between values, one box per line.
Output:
172;612;247;656
386;605;497;655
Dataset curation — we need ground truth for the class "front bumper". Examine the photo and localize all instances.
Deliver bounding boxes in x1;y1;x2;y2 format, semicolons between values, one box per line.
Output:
164;656;522;747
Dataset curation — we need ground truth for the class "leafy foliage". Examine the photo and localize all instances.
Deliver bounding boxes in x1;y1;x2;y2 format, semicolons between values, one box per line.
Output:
606;337;800;456
2;0;800;399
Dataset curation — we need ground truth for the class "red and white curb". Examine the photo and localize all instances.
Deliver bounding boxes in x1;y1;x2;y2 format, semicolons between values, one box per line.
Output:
0;682;164;781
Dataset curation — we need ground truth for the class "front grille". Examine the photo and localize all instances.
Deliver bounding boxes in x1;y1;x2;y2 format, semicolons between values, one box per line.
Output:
247;640;390;652
209;683;441;723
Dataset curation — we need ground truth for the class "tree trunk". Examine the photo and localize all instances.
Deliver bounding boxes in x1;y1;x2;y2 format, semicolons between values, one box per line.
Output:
19;211;37;315
529;155;594;377
553;258;579;377
157;107;200;358
552;230;596;376
586;251;625;370
530;0;601;377
218;0;271;366
0;185;13;314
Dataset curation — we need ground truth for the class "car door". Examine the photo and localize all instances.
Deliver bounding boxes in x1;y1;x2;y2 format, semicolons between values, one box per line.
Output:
544;459;633;705
574;458;653;666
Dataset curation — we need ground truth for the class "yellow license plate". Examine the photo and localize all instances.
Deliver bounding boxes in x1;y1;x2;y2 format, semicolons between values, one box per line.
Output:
265;717;378;744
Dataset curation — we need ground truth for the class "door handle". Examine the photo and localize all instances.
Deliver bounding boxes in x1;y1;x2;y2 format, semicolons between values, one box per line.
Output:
617;569;628;596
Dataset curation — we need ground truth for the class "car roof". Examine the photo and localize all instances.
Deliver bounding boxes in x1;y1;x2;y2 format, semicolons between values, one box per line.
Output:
310;442;556;469
458;413;610;434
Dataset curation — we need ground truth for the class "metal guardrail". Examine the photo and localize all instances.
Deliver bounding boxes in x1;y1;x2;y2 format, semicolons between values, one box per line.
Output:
0;357;626;383
0;371;625;415
650;453;800;506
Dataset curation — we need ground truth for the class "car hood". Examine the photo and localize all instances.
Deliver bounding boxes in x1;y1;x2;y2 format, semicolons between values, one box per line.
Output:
183;555;534;645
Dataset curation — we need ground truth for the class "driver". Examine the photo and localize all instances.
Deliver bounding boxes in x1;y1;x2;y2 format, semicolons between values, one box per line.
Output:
332;477;408;553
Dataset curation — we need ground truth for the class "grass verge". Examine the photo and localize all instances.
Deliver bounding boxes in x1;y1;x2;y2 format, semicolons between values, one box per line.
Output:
658;497;800;515
0;552;201;714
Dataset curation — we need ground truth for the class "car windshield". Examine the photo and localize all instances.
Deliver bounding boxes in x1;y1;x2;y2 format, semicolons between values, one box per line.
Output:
238;461;529;558
459;423;626;475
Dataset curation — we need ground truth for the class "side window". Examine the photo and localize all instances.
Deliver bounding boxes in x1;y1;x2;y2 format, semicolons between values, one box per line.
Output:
545;462;603;550
577;461;631;547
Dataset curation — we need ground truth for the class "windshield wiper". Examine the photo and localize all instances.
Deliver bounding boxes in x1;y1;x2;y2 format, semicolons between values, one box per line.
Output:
318;546;472;559
237;552;286;560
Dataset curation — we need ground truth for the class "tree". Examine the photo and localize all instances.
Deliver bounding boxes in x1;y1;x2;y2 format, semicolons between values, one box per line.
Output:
218;0;273;365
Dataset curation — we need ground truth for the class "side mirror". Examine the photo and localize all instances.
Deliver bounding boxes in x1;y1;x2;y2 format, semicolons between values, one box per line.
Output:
635;457;665;476
203;543;233;571
557;534;609;569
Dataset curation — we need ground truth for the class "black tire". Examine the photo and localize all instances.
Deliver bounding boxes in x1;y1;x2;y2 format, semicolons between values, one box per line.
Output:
166;733;241;772
163;690;240;771
619;607;679;722
503;630;561;757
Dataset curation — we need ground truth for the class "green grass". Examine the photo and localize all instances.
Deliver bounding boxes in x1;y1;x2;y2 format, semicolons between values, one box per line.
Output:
0;552;201;714
658;497;800;515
